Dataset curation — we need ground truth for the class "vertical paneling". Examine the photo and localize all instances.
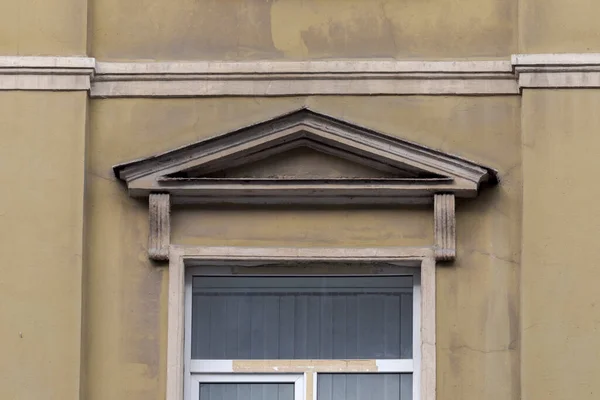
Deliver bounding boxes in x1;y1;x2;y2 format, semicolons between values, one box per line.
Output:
198;383;294;400
317;374;412;400
191;276;413;360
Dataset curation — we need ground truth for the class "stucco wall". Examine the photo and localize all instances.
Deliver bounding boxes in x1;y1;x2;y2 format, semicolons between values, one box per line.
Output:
0;0;87;55
90;0;516;60
172;206;433;248
0;92;87;400
85;96;521;400
521;90;600;400
519;0;600;53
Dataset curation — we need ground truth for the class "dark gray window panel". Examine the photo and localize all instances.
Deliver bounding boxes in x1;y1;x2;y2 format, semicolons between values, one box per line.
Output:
191;276;413;360
198;383;294;400
317;374;412;400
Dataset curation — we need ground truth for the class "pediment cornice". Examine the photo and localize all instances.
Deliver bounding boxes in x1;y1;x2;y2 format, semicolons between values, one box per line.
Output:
114;108;496;205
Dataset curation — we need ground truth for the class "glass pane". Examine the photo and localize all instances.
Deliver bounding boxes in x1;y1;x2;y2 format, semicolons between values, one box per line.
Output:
191;275;413;360
198;383;294;400
317;374;412;400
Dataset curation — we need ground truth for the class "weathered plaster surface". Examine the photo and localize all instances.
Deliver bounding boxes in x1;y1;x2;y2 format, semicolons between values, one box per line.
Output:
521;90;600;400
172;206;433;248
86;96;521;400
0;92;87;400
519;0;600;53
91;0;516;60
0;0;87;55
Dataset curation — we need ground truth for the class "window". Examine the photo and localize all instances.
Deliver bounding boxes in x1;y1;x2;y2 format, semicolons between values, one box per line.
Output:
191;374;303;400
184;266;420;400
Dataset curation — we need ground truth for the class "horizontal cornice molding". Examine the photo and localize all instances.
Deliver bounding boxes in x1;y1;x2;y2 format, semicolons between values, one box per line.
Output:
513;53;600;89
1;54;600;94
96;60;513;74
92;60;517;97
0;56;95;90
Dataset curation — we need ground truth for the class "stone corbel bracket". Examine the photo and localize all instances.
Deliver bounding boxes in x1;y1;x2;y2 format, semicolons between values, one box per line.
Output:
434;194;456;262
148;193;171;261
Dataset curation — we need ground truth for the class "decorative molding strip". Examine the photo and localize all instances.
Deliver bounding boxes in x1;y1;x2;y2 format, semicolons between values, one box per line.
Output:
96;60;513;74
512;53;600;89
91;60;518;97
0;56;95;90
3;54;600;93
175;245;434;263
434;194;456;261
148;193;170;261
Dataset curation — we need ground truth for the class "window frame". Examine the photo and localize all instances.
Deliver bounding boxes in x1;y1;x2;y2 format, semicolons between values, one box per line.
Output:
184;266;421;400
191;373;305;400
167;246;436;400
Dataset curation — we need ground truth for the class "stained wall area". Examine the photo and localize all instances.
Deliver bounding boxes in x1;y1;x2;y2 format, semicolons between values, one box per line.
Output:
90;0;517;60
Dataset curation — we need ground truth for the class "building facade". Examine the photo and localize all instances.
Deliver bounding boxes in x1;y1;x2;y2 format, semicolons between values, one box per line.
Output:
1;1;599;400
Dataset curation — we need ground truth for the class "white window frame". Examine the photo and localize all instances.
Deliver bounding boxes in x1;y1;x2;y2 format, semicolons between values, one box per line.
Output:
166;245;436;400
191;373;304;400
184;266;420;400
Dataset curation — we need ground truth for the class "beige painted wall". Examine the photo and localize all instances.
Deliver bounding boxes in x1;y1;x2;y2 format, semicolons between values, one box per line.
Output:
85;96;521;400
5;1;600;400
0;0;87;55
521;90;600;400
90;0;516;60
0;92;87;400
172;206;433;249
519;0;600;53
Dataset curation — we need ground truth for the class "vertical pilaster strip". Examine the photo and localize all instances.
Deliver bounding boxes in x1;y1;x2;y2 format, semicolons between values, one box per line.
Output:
434;194;456;261
0;93;88;400
421;257;436;400
148;193;170;260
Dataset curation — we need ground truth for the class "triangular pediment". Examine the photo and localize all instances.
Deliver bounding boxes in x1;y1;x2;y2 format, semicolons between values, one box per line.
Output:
114;108;496;204
201;147;405;179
